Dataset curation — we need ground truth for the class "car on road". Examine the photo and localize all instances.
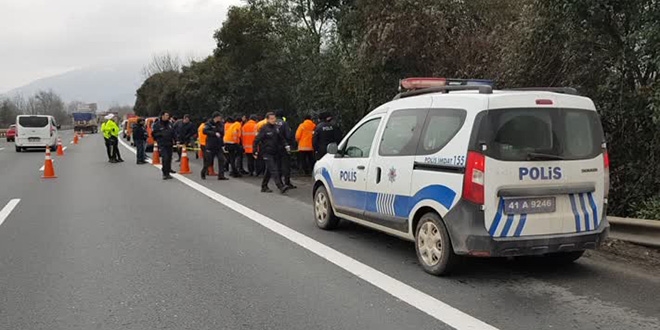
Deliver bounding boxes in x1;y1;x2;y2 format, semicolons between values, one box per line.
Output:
313;78;610;275
14;115;60;152
6;124;16;142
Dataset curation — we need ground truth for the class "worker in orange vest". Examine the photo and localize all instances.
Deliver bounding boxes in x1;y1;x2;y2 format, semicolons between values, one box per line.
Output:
197;119;207;159
242;114;258;176
223;116;243;177
296;114;316;175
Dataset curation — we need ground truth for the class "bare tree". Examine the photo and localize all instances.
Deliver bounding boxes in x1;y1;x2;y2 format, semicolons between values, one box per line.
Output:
141;52;182;78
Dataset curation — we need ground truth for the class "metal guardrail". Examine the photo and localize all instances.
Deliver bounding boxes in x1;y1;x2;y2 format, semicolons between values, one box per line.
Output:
608;216;660;248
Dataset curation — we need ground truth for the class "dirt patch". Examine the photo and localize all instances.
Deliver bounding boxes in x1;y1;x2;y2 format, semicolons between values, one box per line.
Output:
587;238;660;269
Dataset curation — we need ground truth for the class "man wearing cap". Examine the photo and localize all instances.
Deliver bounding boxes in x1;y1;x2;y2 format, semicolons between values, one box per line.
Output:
313;112;342;160
151;111;177;180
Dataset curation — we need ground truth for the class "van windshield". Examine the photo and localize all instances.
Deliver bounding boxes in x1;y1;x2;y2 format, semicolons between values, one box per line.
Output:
18;116;49;128
477;108;604;161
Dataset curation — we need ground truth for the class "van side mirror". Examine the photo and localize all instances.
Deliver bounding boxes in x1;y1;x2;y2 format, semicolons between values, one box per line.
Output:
327;143;338;155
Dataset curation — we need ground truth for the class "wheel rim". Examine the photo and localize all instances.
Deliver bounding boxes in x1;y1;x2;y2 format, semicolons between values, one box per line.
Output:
417;221;443;266
315;191;329;224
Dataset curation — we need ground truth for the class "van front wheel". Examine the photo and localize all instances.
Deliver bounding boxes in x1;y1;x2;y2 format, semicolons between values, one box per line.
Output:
314;186;339;230
415;212;459;276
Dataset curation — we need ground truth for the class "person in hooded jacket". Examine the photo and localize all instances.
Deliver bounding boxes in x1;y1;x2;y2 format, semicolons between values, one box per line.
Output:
151;111;177;180
202;112;229;180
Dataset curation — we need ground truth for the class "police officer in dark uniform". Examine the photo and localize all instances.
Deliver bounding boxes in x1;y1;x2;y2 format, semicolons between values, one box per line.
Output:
313;112;342;160
151;111;177;180
202;112;229;180
274;110;296;189
254;112;289;194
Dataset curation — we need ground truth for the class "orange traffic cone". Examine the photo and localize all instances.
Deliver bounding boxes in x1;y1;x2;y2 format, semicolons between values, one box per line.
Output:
152;141;161;165
179;146;192;174
42;147;57;179
56;137;64;156
73;133;79;145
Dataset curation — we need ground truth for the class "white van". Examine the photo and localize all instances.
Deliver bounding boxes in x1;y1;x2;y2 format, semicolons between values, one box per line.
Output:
15;115;60;152
313;78;609;275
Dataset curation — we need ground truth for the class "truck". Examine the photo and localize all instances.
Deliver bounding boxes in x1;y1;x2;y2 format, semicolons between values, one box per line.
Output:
72;112;99;134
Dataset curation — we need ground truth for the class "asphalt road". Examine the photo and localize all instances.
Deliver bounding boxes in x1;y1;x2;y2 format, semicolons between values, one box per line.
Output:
0;131;659;330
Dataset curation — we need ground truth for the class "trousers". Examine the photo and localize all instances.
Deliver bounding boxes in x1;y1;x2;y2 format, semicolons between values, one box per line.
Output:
262;154;284;189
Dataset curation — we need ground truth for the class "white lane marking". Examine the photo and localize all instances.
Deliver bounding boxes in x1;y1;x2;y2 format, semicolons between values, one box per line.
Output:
70;141;73;144
0;199;20;227
63;146;67;151
0;147;5;151
117;138;497;330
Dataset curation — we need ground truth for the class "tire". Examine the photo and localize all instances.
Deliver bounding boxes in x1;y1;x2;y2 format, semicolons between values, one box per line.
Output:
15;146;21;152
314;186;339;230
415;212;459;276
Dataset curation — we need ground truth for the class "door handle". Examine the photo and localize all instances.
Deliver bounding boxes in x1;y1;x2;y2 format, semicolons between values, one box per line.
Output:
376;167;382;184
357;165;365;170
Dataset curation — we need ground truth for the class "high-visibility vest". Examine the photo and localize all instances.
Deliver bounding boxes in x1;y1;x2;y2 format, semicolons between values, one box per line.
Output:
242;120;257;154
198;123;207;146
296;119;316;151
256;119;267;132
224;121;242;144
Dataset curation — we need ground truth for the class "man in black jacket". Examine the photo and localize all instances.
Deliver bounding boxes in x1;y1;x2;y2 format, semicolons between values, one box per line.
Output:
175;114;196;162
132;118;148;164
254;112;289;194
202;112;229;180
151;111;177;180
313;112;342;160
274;110;296;189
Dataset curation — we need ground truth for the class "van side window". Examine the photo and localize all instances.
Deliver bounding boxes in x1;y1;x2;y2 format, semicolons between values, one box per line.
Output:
379;109;427;156
417;109;466;155
342;118;381;158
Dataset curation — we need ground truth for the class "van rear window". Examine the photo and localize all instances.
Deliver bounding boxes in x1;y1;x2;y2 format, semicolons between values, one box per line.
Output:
18;117;49;128
476;108;603;161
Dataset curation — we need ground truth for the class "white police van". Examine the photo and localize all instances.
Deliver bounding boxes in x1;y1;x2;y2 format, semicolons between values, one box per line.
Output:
313;78;609;275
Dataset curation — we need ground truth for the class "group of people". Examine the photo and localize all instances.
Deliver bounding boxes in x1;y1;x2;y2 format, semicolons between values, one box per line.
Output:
126;109;342;194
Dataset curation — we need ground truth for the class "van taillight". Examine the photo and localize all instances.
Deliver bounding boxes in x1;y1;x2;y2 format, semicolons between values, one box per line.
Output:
463;151;485;205
604;150;610;199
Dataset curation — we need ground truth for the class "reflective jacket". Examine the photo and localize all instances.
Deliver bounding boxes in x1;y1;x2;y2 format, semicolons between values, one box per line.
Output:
296;119;316;151
241;120;257;154
198;123;207;146
103;120;120;139
223;121;242;144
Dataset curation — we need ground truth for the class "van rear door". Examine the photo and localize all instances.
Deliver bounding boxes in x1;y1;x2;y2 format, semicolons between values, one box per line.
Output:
477;104;606;238
17;116;50;143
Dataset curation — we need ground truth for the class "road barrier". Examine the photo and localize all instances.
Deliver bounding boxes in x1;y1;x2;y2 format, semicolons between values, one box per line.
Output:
608;216;660;248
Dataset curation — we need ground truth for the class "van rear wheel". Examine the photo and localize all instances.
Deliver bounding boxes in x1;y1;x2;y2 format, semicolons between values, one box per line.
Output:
314;186;339;230
15;146;21;152
415;212;459;276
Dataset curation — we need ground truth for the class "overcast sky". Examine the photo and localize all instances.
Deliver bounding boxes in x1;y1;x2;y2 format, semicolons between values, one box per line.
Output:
0;0;242;93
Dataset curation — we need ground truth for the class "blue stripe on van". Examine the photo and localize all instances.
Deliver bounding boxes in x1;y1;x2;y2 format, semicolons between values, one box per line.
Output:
579;193;591;231
514;214;527;237
489;199;504;237
587;193;599;229
569;194;581;232
500;214;515;237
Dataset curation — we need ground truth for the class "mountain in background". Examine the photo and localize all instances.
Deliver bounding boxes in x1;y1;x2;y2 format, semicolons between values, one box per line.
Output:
4;61;145;111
